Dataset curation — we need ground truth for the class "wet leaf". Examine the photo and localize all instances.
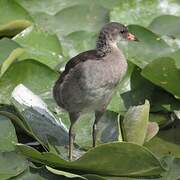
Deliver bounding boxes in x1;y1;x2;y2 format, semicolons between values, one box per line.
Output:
127;25;171;68
149;15;180;38
0;151;28;180
0;0;32;37
0;115;17;151
142;57;180;98
123;100;150;145
14;26;64;69
145;121;180;157
110;0;180;26
17;142;165;177
0;60;58;104
0;38;24;77
30;4;109;37
145;122;159;142
11;84;69;147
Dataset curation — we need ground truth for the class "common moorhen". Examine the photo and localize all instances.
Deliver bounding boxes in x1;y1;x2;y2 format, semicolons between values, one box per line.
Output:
53;22;137;160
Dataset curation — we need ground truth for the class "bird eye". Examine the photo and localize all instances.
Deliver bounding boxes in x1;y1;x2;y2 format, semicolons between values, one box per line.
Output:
120;30;125;33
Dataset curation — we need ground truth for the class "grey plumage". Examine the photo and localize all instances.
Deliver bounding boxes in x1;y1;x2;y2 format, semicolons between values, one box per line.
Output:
53;22;137;160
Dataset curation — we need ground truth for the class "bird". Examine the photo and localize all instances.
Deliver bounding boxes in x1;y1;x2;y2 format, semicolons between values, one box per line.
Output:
53;22;137;160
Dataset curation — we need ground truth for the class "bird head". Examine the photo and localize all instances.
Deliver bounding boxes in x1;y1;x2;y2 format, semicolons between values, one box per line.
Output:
100;22;138;43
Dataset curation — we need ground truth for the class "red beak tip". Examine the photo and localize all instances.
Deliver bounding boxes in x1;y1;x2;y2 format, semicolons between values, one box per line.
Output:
128;33;138;41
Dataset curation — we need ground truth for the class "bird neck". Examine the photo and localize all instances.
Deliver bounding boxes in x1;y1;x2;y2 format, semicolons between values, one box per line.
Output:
96;32;117;57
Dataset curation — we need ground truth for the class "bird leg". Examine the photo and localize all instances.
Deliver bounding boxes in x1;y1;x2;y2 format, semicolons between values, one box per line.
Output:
69;112;79;161
93;111;104;147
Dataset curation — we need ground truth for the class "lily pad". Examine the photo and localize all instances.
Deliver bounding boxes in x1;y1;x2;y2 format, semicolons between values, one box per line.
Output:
142;57;180;98
145;120;180;157
13;26;64;69
121;66;180;112
0;151;28;180
16;0;89;15
160;156;180;180
123;100;150;145
62;31;97;58
30;4;109;37
145;122;159;142
0;38;24;77
127;25;171;68
9;166;66;180
110;0;180;27
0;0;32;37
0;112;28;180
0;115;17;151
11;84;69;147
149;15;180;38
17;142;165;177
0;59;58;104
46;166;86;179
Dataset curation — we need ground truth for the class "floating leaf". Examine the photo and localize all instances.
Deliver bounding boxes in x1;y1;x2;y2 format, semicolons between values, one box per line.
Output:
145;122;159;142
30;4;109;37
160;156;180;180
17;142;165;177
0;0;32;37
0;115;17;151
0;60;58;104
142;57;180;98
145;120;180;157
0;151;28;180
110;0;180;26
62;31;97;58
149;15;180;38
123;100;150;145
46;166;86;179
11;84;69;147
0;38;24;77
14;26;64;69
127;25;171;68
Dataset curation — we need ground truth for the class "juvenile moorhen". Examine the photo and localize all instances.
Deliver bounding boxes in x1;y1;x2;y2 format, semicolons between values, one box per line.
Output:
53;22;137;160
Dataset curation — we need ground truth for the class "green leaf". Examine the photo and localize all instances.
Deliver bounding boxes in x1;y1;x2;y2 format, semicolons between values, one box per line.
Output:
0;151;28;180
123;100;150;145
142;57;180;98
0;0;32;37
62;31;97;58
16;0;89;15
17;142;165;177
83;174;106;180
145;121;180;157
110;0;180;26
127;25;171;68
160;156;180;180
11;84;69;148
31;4;109;37
121;66;180;112
13;26;64;69
0;115;17;151
168;50;180;69
0;38;24;77
0;60;58;104
149;15;180;38
145;122;159;142
46;166;86;179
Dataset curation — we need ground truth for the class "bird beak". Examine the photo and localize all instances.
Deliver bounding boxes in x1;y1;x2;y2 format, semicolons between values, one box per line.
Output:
128;33;138;41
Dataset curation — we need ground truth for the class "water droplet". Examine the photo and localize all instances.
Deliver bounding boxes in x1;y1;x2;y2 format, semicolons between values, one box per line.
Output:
162;67;166;71
160;81;168;84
